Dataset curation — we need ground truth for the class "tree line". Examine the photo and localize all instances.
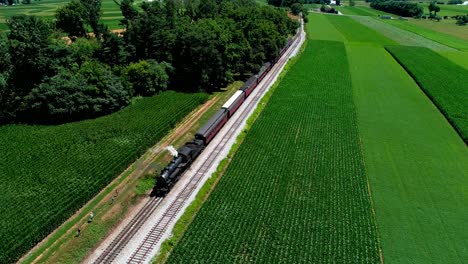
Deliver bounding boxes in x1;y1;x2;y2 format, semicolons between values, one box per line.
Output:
370;0;423;17
0;0;298;124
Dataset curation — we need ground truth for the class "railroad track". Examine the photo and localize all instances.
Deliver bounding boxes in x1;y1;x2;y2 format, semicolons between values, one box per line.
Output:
92;24;304;264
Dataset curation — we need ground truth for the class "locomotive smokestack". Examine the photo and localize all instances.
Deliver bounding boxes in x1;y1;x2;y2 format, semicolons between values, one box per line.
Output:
166;145;178;157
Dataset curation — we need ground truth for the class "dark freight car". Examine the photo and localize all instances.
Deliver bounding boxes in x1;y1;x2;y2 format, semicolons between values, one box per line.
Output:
241;76;258;97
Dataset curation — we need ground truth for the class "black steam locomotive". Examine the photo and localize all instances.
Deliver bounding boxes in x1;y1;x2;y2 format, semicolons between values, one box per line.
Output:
153;30;300;195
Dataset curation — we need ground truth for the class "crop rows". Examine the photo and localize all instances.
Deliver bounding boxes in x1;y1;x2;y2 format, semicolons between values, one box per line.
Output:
0;91;208;264
166;41;380;263
325;15;397;45
386;46;468;143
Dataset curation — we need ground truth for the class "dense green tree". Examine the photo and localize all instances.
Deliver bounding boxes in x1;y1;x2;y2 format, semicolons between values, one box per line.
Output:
98;31;129;66
27;64;130;122
55;0;87;39
429;2;440;16
124;60;173;96
7;15;54;98
173;18;234;91
125;1;178;62
290;3;303;15
68;37;100;66
114;0;138;27
80;0;103;38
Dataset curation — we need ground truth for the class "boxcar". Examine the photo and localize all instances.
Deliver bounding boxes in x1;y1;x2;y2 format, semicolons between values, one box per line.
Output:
222;90;245;118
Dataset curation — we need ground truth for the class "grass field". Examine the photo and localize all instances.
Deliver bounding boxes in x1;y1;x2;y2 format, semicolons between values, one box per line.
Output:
0;0;130;31
383;19;468;51
386;46;468;143
352;16;454;50
165;40;381;263
348;45;468;263
307;13;345;42
325;15;397;45
438;50;468;69
0;91;208;264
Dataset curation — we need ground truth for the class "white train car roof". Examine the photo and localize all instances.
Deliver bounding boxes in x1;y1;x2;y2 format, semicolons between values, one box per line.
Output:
222;90;244;110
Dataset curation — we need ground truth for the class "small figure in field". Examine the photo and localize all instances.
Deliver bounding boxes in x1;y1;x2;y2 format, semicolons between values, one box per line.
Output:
76;227;81;237
88;212;94;223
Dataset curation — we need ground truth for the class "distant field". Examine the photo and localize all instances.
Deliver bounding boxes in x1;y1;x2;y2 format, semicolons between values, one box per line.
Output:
166;41;381;263
325;14;397;45
349;45;468;263
383;19;468;50
386;45;468;143
307;13;345;42
409;18;468;41
0;0;128;31
352;16;454;50
0;91;208;264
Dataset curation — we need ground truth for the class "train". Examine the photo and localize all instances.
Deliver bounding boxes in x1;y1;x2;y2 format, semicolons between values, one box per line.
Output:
153;29;301;196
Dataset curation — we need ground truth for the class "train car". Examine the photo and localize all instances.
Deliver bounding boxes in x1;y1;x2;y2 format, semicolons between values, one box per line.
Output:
154;139;204;195
257;62;271;82
195;109;228;145
240;76;258;97
222;90;245;118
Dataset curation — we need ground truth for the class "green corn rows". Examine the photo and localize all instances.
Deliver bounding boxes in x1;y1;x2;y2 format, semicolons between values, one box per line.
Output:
166;41;381;263
0;91;208;264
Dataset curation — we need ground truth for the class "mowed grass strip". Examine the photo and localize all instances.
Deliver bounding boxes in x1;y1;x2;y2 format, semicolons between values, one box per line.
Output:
386;45;468;143
349;45;468;264
307;13;345;42
166;41;381;263
325;14;397;45
352;16;454;51
0;91;208;264
383;20;468;51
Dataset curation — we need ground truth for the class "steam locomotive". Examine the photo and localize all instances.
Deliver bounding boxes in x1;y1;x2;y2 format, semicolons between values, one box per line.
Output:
153;31;300;195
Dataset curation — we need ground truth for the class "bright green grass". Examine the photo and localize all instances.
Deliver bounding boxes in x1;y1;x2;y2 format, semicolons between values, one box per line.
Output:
0;91;208;264
325;14;397;45
386;45;468;143
348;45;468;264
383;20;468;51
307;13;345;42
166;40;381;263
438;51;468;69
352;16;454;51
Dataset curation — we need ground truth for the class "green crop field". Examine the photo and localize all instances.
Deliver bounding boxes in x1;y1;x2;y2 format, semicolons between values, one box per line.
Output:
439;50;468;69
352;16;454;51
165;40;381;263
0;0;129;31
383;19;468;51
325;15;397;45
307;13;345;42
348;45;468;263
0;91;208;264
386;46;468;143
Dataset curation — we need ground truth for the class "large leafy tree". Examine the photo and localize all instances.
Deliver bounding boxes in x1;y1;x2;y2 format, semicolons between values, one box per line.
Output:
80;0;103;38
56;0;87;39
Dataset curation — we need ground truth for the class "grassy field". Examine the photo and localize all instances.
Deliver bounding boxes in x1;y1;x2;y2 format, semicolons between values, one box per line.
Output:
0;0;130;31
438;50;468;69
165;40;381;263
325;14;397;45
348;45;468;263
382;19;468;50
352;16;455;50
0;91;208;264
307;13;345;42
386;46;468;143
